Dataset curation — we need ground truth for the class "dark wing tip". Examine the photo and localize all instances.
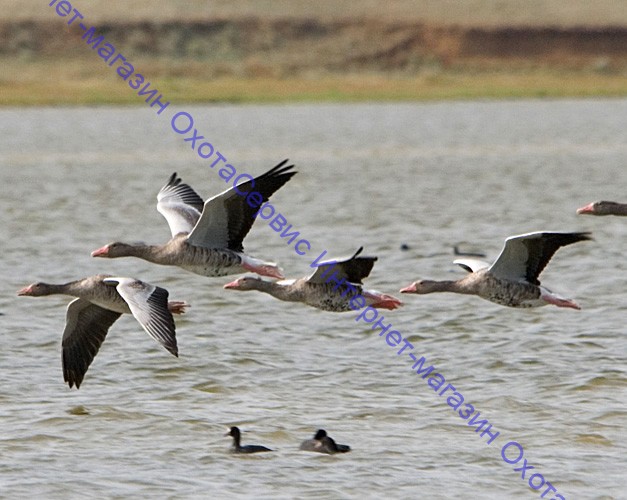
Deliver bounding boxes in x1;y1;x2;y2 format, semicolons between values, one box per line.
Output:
161;173;204;210
576;231;594;241
62;346;88;389
166;172;179;186
339;249;377;284
265;159;297;178
223;160;297;251
547;231;594;247
349;247;378;264
63;364;83;389
542;231;592;241
525;231;593;285
153;285;170;300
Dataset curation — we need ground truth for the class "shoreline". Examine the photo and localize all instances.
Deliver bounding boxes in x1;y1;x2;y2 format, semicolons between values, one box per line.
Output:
3;16;626;105
2;65;626;106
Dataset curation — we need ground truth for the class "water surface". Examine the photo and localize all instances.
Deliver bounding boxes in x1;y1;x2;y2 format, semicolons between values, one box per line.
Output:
1;100;626;499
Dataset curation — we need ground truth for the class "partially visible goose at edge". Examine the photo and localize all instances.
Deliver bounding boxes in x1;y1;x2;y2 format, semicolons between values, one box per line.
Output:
300;429;351;454
91;160;296;278
226;426;273;454
224;247;402;312
17;275;187;389
400;231;592;309
577;201;627;216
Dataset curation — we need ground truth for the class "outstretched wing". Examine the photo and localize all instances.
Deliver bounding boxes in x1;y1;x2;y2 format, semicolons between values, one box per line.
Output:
62;298;122;389
489;231;592;285
186;160;296;251
157;172;205;237
307;247;377;284
453;258;490;273
104;277;178;357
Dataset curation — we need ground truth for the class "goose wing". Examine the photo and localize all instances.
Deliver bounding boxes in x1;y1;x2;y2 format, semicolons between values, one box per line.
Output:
307;247;377;284
453;258;490;273
488;231;592;285
62;298;122;389
186;160;296;251
157;172;205;237
104;278;178;357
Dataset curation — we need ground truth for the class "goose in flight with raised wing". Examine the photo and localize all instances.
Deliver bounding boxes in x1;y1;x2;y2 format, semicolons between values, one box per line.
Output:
17;275;186;389
400;231;591;309
224;247;402;312
91;160;296;278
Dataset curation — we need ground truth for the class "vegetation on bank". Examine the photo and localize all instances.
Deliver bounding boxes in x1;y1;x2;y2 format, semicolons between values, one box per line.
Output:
4;2;626;106
2;58;626;106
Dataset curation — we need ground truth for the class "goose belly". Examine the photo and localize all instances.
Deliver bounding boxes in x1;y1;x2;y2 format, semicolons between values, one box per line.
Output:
180;262;244;277
179;248;243;277
307;295;352;312
303;283;361;312
480;277;542;308
486;293;545;308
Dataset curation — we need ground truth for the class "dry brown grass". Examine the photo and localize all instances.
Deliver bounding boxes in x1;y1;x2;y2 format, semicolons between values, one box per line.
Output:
1;57;626;105
12;0;627;27
3;2;625;105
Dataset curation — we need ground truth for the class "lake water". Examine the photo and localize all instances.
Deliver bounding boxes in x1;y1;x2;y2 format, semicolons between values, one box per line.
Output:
1;100;626;499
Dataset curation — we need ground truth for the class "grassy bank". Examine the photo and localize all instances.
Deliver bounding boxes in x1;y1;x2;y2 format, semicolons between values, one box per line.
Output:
4;1;625;105
2;58;626;105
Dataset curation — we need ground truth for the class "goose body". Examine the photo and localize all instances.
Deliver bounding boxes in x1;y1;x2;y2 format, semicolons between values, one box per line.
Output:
299;429;350;454
92;160;296;278
401;231;591;309
96;236;274;278
17;275;186;388
577;201;627;216
226;427;273;454
224;247;402;312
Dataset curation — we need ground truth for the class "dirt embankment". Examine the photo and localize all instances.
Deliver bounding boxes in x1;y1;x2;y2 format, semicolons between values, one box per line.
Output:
2;18;626;76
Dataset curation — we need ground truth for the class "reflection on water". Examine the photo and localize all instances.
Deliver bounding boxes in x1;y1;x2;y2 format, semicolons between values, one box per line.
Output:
1;100;626;498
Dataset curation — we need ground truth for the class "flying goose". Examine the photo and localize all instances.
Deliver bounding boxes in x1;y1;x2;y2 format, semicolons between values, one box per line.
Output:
400;231;591;309
224;247;402;312
92;160;296;278
17;275;186;388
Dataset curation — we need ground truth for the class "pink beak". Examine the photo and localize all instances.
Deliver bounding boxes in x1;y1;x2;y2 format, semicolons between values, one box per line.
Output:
399;283;417;293
576;203;595;215
223;279;240;289
91;245;109;257
17;285;33;296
